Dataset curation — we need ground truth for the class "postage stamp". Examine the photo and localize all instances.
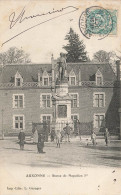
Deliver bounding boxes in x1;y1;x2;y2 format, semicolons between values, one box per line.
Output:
79;6;117;40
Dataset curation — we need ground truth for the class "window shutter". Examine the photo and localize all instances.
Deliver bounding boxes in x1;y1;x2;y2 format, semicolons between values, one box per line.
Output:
13;116;15;129
104;94;106;107
50;94;52;107
12;95;15;108
93;93;96;107
23;95;25;108
77;94;79;107
93;114;96;128
75;76;76;85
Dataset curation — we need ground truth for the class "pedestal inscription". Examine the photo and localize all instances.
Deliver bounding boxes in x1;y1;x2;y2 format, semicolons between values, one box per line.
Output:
58;105;67;118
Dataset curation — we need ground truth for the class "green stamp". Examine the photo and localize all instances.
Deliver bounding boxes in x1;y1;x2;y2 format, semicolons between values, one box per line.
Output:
107;9;117;35
79;6;117;40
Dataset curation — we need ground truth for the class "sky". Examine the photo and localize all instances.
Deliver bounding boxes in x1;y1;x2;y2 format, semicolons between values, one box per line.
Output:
0;0;121;63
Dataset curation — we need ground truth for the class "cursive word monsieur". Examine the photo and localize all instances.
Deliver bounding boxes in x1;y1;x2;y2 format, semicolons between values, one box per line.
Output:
2;5;78;46
9;6;78;29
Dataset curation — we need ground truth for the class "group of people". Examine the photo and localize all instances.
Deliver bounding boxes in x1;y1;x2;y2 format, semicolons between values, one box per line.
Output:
18;123;72;151
18;130;45;153
18;126;110;152
50;123;72;148
90;128;110;146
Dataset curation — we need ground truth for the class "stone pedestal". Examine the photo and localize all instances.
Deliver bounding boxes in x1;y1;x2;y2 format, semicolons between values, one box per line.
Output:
52;81;73;131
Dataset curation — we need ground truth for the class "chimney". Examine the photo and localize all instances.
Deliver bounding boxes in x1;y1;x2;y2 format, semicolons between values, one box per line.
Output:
51;54;54;69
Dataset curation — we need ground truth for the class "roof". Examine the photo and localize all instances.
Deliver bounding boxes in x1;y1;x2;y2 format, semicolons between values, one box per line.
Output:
66;63;116;81
0;62;116;83
0;64;52;83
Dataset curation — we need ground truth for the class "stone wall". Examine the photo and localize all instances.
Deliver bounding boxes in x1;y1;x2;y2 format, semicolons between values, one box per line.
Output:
0;85;120;136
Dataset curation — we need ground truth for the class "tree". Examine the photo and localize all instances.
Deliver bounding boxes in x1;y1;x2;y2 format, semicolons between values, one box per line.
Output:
63;28;88;62
93;50;110;62
108;51;121;73
93;50;121;74
0;47;31;65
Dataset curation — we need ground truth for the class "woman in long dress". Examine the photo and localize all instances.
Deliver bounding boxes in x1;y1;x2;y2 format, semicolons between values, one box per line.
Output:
33;127;38;143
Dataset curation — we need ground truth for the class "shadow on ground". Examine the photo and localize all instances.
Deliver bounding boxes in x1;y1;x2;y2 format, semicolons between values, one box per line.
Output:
79;145;121;151
3;147;33;151
14;159;80;168
101;156;121;160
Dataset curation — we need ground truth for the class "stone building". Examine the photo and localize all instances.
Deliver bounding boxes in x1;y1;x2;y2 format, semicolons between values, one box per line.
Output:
0;57;120;136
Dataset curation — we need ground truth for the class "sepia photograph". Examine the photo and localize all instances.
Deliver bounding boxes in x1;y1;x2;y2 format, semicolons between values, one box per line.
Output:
0;0;121;194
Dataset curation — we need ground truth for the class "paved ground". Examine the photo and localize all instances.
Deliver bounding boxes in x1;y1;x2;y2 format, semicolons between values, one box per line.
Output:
0;137;121;168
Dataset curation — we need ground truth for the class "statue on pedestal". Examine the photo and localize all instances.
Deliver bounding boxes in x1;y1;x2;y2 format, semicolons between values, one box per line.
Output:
57;53;67;82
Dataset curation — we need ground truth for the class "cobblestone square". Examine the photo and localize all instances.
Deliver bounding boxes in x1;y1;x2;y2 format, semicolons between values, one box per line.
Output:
0;137;121;168
0;137;121;195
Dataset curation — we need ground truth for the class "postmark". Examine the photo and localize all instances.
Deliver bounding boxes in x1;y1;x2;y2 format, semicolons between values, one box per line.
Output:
79;6;117;40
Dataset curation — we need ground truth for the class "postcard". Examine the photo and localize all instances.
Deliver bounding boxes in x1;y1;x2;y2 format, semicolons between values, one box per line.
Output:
0;0;121;195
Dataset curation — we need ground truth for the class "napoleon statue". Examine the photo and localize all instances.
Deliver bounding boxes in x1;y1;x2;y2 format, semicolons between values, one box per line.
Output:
57;53;67;82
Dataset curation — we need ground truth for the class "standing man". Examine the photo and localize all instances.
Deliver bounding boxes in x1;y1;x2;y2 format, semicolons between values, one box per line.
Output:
50;127;55;142
64;123;72;142
57;53;67;81
104;128;110;146
37;133;45;153
18;129;25;150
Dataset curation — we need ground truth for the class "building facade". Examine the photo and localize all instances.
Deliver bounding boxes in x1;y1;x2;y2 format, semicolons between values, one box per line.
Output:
0;58;120;136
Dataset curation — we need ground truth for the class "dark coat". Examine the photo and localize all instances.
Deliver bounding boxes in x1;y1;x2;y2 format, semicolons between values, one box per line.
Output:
18;132;25;145
64;125;71;135
51;130;55;137
37;142;44;150
37;134;44;153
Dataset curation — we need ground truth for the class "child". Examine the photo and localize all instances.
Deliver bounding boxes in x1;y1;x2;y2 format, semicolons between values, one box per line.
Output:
56;130;61;148
91;131;96;146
